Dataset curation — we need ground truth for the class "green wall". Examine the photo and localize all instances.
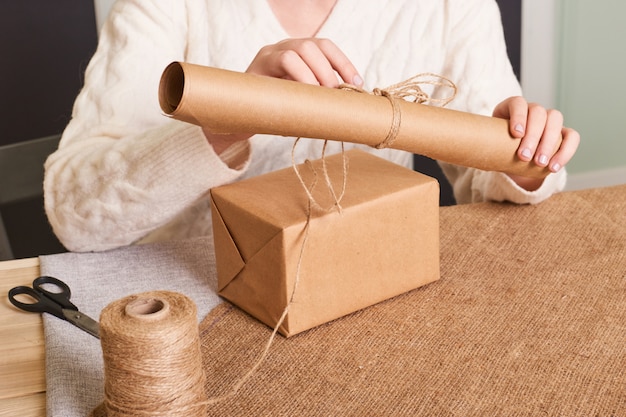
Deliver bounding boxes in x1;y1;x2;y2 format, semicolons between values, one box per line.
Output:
557;0;626;174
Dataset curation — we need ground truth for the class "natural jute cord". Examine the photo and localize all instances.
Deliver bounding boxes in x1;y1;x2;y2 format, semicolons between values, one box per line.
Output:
90;291;208;417
340;73;457;149
202;138;347;406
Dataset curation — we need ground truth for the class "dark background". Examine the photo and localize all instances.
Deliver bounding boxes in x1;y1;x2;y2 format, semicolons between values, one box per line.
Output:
1;1;99;258
416;0;521;206
0;1;99;146
0;0;521;258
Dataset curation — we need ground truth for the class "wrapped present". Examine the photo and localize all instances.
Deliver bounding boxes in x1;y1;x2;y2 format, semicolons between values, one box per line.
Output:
210;150;440;336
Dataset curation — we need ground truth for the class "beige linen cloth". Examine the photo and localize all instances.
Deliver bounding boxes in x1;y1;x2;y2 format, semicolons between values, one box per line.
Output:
42;185;626;416
40;237;221;417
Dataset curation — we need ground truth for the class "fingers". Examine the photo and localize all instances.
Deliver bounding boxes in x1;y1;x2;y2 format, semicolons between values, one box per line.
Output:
547;127;581;173
493;96;528;137
495;97;580;173
316;38;363;86
532;108;563;169
246;38;362;88
519;106;577;172
517;104;553;166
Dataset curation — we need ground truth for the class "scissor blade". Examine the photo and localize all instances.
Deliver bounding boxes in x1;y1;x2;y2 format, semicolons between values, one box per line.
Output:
62;309;100;339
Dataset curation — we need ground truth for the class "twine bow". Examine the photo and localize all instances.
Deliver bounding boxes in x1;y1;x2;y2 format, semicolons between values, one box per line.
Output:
290;73;457;213
339;73;457;149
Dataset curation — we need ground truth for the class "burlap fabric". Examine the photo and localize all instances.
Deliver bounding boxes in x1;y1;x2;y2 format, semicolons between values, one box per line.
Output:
199;185;626;416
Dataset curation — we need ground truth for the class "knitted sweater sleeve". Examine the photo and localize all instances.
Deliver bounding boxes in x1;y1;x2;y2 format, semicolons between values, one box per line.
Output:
43;0;249;252
437;0;566;204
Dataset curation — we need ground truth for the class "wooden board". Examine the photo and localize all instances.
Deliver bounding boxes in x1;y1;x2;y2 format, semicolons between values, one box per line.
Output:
0;258;44;417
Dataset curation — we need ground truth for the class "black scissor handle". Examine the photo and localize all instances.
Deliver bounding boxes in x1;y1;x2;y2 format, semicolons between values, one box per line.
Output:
8;285;65;319
32;276;78;311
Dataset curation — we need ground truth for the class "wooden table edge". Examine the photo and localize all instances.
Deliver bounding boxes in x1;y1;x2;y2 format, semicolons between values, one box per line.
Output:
0;257;44;417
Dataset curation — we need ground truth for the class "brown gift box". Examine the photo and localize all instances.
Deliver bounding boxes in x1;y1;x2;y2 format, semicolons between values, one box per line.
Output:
210;150;440;337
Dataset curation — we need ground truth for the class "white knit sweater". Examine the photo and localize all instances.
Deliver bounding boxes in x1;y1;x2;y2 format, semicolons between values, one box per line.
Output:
44;0;566;252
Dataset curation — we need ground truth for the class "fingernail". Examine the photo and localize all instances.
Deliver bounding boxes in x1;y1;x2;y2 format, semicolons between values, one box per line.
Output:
551;162;561;172
352;74;363;86
514;123;525;134
521;148;532;160
538;155;549;165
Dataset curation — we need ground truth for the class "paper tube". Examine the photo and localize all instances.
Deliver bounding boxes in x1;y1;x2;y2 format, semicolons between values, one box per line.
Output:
159;62;555;178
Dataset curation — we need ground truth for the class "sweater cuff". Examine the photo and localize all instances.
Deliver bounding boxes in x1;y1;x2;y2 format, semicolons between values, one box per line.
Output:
217;140;251;171
142;122;250;203
169;123;250;176
476;169;567;205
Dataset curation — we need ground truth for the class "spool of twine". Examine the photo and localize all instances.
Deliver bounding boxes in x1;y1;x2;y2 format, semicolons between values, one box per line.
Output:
90;291;208;417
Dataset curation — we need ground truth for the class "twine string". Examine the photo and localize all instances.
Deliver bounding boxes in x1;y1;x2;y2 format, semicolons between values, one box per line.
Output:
93;292;208;417
291;138;348;213
203;138;347;405
339;72;457;149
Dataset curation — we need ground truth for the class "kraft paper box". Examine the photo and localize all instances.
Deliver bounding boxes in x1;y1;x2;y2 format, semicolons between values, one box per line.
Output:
210;150;439;337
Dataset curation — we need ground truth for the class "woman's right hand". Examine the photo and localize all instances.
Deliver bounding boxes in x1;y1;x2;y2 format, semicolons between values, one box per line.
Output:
246;38;363;87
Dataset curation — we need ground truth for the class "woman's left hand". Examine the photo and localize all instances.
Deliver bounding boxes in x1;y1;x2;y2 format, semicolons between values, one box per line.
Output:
493;96;580;191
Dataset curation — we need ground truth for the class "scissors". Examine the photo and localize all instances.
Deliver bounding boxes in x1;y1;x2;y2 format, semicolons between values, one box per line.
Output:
8;276;100;339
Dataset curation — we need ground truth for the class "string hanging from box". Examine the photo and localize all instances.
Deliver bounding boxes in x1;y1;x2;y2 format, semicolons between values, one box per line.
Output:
291;138;348;213
201;138;347;406
202;72;456;407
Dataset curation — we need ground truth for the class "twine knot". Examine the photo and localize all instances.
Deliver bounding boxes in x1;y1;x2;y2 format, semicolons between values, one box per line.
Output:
339;73;457;149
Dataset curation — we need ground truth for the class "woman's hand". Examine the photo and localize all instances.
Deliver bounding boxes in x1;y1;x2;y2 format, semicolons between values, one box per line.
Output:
204;38;363;154
246;38;363;87
493;96;580;191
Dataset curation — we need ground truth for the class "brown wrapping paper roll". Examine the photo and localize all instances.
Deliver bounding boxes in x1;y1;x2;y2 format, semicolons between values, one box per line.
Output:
159;61;555;178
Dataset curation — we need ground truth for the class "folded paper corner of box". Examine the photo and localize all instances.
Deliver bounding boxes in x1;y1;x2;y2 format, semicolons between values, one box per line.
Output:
210;196;245;292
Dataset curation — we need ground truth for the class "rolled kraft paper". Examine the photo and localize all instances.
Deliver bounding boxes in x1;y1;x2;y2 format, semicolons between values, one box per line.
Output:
91;291;208;417
159;61;555;178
